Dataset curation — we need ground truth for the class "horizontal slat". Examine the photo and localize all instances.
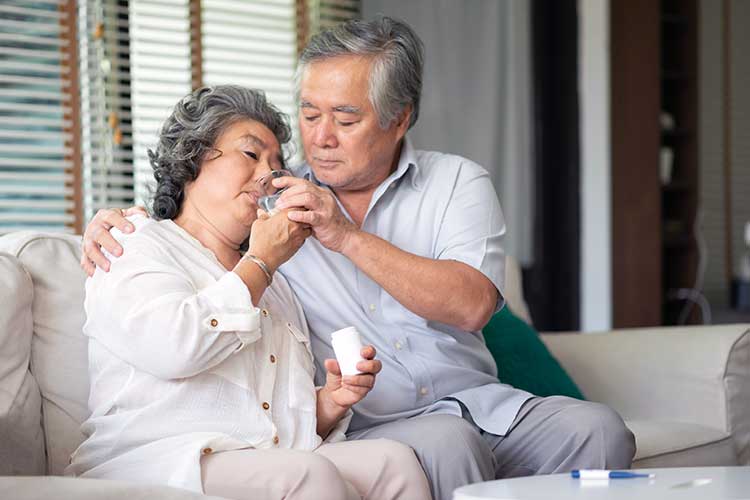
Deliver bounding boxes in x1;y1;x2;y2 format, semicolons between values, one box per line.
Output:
0;198;73;210
0;144;71;155
0;18;61;34
0;101;66;114
0;116;71;128
0;45;66;61
0;185;70;195
0;226;75;235
0;60;68;75
202;10;292;31
0;129;65;140
200;35;295;55
0;74;65;87
0;158;71;168
0;32;65;47
0;88;67;100
201;47;294;69
202;0;294;19
0;171;71;182
203;61;293;80
202;24;295;43
0;213;75;223
84;186;134;198
0;4;64;20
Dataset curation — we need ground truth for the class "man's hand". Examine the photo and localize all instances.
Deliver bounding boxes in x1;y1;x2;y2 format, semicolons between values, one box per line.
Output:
316;345;381;437
273;177;358;254
80;206;149;276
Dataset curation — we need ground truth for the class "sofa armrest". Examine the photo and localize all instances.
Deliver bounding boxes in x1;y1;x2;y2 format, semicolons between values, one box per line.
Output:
541;324;750;464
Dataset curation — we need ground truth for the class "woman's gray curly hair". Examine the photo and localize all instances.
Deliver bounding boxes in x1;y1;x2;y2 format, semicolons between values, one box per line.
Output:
149;85;291;220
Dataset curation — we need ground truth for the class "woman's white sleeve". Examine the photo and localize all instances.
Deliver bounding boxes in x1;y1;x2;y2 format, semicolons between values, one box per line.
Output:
85;247;261;379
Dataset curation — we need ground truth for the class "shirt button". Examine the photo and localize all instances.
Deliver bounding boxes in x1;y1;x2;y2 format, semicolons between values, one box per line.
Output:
420;387;428;396
201;447;213;455
261;309;269;317
210;319;218;327
273;436;279;445
395;342;402;350
270;354;276;363
262;402;270;410
369;304;376;312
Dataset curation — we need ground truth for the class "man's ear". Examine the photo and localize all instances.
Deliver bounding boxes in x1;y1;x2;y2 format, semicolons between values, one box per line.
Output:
393;104;413;141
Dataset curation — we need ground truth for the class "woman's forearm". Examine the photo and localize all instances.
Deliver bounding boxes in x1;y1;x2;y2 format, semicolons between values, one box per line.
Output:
233;257;271;306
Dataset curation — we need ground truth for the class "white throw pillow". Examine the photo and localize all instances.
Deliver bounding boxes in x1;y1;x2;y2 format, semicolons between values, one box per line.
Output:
0;252;45;475
0;233;89;475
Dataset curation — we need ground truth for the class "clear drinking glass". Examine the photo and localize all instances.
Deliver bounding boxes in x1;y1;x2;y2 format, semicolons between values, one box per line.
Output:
256;169;292;214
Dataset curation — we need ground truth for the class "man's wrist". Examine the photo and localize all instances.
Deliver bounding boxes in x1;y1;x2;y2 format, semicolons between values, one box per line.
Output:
339;228;363;258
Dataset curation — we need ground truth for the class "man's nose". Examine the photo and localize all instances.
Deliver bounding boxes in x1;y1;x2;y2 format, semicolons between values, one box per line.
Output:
312;117;338;148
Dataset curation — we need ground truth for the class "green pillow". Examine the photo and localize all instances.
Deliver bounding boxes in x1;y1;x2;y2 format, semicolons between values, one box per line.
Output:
482;307;585;400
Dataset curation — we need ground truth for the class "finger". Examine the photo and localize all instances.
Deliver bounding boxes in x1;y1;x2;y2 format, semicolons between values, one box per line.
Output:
123;206;148;218
80;254;96;277
340;385;370;398
100;208;134;234
324;358;341;376
356;359;382;375
287;209;318;225
360;345;376;359
342;374;375;388
94;226;123;257
84;240;111;273
271;176;309;189
276;191;321;211
256;209;270;220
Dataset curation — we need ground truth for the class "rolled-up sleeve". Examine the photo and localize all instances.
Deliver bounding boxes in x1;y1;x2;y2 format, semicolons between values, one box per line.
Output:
434;160;506;310
84;246;262;380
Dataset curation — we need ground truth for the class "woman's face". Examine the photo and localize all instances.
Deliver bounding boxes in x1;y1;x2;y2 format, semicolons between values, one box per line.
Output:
186;118;284;230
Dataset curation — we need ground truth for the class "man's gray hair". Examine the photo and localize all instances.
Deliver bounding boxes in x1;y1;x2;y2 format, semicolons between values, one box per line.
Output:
296;16;424;130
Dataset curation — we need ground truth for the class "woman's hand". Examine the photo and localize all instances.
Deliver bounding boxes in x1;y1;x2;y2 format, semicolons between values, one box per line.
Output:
316;345;381;438
247;209;311;273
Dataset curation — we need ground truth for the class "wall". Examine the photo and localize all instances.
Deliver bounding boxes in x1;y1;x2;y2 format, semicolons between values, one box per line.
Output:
579;0;612;331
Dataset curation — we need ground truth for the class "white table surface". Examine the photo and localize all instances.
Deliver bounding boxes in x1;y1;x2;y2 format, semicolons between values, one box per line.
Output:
453;467;750;500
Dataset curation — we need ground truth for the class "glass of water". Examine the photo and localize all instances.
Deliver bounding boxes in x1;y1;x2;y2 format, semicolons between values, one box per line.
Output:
256;169;292;214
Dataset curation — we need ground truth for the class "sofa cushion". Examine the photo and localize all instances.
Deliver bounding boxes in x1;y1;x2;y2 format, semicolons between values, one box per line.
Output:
628;419;739;467
0;232;89;475
483;307;585;399
0;476;226;500
0;253;45;475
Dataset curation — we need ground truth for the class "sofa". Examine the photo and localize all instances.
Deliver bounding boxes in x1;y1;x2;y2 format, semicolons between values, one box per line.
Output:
1;231;748;499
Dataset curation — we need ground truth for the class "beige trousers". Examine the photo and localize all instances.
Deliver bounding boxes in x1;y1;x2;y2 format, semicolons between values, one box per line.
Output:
200;438;432;500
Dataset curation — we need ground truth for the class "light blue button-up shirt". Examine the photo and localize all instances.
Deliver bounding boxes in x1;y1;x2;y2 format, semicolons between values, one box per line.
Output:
280;137;532;436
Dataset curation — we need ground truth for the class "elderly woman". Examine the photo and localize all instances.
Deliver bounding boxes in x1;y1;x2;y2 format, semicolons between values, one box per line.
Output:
65;85;431;500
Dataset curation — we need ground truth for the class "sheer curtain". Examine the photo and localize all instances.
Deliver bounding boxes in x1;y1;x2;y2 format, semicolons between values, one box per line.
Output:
362;0;534;264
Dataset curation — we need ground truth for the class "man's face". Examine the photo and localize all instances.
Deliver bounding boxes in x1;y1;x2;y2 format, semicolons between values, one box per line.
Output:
298;55;409;193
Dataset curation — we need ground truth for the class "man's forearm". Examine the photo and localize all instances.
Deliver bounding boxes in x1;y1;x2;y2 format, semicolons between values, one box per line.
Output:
340;230;498;331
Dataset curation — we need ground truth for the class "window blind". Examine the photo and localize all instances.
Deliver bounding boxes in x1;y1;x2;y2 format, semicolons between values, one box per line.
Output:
78;0;135;221
0;0;79;234
129;0;191;206
201;0;299;159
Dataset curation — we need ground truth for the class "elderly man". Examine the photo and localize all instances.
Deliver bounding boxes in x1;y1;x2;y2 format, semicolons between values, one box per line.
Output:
81;16;635;500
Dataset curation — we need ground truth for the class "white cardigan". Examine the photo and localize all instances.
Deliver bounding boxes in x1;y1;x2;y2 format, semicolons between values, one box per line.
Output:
65;215;349;492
